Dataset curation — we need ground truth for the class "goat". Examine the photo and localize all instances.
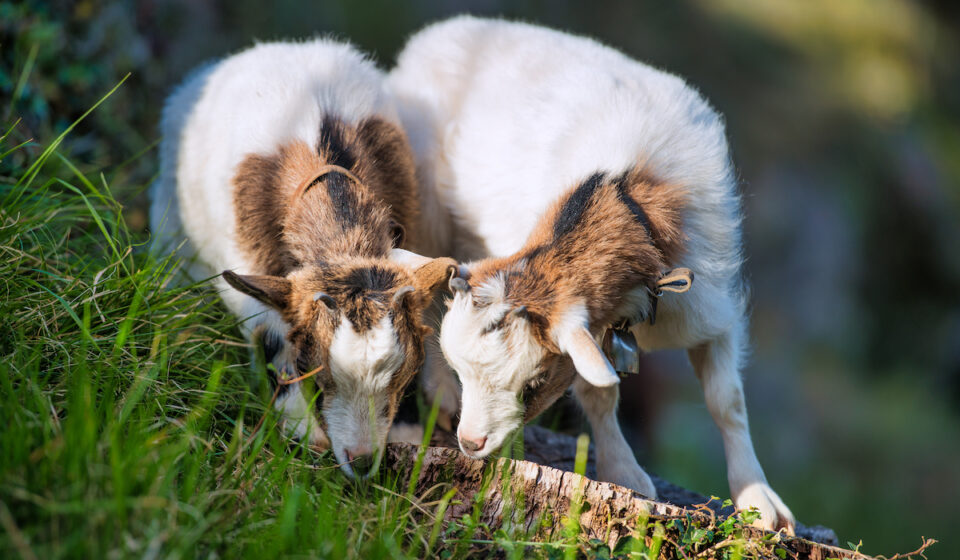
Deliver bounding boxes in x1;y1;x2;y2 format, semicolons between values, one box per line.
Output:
149;39;455;478
387;16;796;532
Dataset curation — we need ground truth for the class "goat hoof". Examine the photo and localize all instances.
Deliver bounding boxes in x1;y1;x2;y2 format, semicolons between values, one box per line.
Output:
735;482;796;535
306;424;331;451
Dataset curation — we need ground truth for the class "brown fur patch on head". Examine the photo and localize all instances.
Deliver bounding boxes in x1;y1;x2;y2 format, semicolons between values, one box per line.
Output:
466;168;688;331
280;260;418;333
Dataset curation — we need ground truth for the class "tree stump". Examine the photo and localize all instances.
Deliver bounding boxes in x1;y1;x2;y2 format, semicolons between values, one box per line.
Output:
384;425;878;559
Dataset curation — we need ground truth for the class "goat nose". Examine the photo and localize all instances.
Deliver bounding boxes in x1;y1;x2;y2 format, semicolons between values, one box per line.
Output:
459;432;487;453
345;447;375;477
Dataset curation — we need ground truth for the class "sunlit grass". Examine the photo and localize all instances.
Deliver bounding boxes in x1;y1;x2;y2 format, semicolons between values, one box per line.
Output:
0;88;476;559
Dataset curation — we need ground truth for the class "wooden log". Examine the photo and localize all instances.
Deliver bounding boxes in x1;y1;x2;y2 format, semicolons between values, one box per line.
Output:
383;425;877;559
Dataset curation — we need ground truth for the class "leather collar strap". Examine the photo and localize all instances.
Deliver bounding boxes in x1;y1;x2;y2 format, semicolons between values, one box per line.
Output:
290;164;363;204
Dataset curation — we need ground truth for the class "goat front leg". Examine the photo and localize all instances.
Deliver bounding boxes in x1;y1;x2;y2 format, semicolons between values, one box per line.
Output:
259;327;330;450
573;375;656;499
688;328;795;534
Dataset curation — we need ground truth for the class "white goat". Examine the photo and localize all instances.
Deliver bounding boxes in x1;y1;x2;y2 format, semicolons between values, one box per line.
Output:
150;39;455;477
388;16;796;532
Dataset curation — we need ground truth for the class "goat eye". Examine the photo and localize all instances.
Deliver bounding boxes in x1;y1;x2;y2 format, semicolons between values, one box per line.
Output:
525;368;548;393
519;374;541;404
521;386;535;407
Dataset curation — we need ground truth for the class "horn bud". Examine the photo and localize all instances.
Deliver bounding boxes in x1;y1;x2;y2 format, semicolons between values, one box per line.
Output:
449;277;470;293
510;305;529;320
392;285;415;306
313;292;337;310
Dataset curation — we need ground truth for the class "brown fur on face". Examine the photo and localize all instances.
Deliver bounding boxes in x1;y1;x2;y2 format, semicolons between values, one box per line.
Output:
283;260;427;401
467;168;688;341
224;256;449;427
521;355;577;422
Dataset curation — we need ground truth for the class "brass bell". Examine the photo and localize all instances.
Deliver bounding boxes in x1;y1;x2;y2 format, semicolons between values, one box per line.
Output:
601;322;641;375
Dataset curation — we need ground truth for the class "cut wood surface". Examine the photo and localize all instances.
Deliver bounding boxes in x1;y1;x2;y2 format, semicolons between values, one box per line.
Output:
384;425;878;560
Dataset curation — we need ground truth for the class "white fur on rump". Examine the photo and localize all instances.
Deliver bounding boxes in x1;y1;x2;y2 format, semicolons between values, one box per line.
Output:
150;39;417;473
389;16;795;532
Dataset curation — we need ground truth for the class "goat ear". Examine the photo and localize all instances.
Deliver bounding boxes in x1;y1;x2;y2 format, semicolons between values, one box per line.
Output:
388;249;462;294
556;323;620;387
389;221;406;247
656;267;694;294
448;264;472;293
222;270;291;311
389;248;432;269
413;257;460;294
392;285;415;307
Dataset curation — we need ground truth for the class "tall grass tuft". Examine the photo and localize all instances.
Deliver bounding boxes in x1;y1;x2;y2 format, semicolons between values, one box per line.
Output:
0;89;466;560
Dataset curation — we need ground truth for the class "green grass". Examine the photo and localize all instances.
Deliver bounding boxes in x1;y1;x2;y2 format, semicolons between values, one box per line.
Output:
0;92;471;559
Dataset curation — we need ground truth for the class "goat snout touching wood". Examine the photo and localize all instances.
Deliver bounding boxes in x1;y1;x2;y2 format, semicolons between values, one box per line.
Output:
388;16;796;533
149;39;456;478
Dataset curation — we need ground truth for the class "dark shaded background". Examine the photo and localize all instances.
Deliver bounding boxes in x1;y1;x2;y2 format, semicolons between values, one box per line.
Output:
3;1;958;557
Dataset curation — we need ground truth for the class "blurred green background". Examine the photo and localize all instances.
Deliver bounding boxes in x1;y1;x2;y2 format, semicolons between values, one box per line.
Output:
3;1;958;557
